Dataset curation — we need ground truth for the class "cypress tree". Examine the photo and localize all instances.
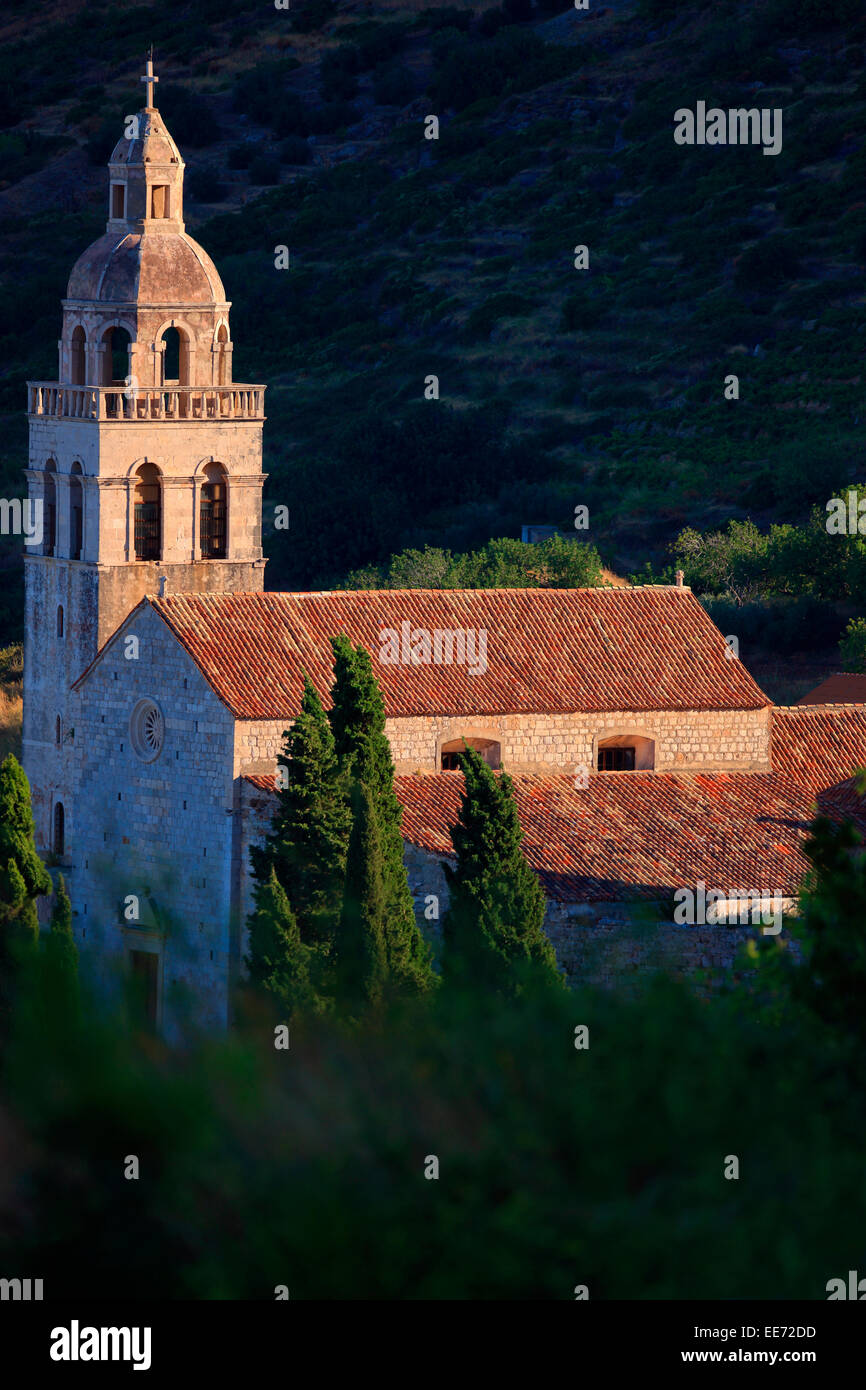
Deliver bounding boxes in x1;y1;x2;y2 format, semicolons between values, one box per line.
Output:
328;635;434;994
245;867;316;1017
332;780;387;1011
443;744;561;994
0;755;51;1025
45;874;79;1009
0;754;51;927
251;676;350;946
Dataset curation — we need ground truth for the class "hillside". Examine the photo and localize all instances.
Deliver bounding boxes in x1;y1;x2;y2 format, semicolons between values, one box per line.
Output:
0;0;863;667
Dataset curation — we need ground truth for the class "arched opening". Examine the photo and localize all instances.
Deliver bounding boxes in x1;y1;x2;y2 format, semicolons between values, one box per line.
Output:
43;461;56;557
53;802;65;858
133;462;161;561
200;461;227;559
69;463;83;561
216;323;229;386
160;325;190;386
55;715;62;747
441;737;501;771
56;605;64;639
596;734;655;772
70;326;86;385
101;326;131;386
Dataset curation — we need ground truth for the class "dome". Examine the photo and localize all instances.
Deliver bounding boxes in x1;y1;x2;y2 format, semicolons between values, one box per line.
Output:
66;230;226;305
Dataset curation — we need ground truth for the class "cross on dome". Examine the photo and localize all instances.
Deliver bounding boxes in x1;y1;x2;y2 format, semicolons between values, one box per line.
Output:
140;49;159;109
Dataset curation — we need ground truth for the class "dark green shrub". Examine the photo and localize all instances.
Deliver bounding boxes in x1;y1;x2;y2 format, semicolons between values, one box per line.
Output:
734;236;801;291
279;135;312;165
372;62;416;107
249;154;281;186
184;167;226;202
291;0;336;33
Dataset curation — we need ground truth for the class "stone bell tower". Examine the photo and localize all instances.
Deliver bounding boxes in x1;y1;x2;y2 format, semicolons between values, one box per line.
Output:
23;56;266;853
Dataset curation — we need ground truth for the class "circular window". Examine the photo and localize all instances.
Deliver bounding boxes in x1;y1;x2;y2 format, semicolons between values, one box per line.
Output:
130;698;165;762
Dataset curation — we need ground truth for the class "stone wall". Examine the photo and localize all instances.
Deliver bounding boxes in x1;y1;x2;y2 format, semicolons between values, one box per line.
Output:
66;605;239;1036
234;704;772;782
386;706;772;775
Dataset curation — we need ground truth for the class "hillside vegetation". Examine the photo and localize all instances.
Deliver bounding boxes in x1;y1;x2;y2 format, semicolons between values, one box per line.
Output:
0;0;862;672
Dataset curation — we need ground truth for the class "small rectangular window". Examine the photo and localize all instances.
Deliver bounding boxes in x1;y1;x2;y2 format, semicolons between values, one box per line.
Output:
598;747;636;772
111;183;126;219
150;185;169;219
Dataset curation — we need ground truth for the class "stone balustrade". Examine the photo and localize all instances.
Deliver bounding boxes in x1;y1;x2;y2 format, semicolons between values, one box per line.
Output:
28;382;266;422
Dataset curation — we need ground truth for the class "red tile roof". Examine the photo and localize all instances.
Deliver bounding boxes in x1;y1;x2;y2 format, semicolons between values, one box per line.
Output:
796;673;866;705
246;706;866;902
134;588;769;720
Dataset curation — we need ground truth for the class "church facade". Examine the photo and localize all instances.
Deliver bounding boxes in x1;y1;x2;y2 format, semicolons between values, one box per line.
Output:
22;85;866;1035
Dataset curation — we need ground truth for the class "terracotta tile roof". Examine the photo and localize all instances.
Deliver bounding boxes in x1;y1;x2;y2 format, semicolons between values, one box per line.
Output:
796;673;866;706
245;705;866;903
139;588;768;720
771;705;866;791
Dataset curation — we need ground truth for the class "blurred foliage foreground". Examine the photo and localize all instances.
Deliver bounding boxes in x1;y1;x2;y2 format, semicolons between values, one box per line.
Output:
1;815;865;1300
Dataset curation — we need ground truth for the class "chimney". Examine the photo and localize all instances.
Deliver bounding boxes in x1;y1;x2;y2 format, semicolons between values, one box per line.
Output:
158;575;167;598
675;569;684;588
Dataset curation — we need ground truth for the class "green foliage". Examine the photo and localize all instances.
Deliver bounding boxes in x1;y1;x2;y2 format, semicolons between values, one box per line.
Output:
430;26;579;111
734;236;801;292
251;677;350;947
346;534;604;592
443;745;561;997
328;637;435;996
840;617;866;673
0;755;50;906
332;781;388;1011
291;0;336;33
671;507;866;604
245;868;315;1019
45;874;78;1007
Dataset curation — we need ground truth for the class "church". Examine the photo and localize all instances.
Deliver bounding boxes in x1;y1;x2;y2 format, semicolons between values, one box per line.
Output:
22;72;866;1034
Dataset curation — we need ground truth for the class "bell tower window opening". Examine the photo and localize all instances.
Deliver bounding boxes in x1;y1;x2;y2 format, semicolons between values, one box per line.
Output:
53;802;65;858
69;466;83;562
101;326;131;389
43;462;56;557
111;183;126;219
150;184;170;219
57;604;64;639
134;464;162;561
200;463;227;559
70;326;86;385
160;326;190;387
216;324;229;386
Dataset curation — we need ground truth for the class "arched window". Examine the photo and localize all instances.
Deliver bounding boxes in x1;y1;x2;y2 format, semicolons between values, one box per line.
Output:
216;323;229;386
200;462;227;559
70;326;86;385
53;802;65;858
69;463;83;561
133;462;161;561
441;737;501;771
101;326;131;386
160;326;190;385
43;461;57;557
55;715;62;747
596;734;655;772
56;605;64;639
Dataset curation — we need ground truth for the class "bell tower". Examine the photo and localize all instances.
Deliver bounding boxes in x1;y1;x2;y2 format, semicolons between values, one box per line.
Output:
23;58;267;852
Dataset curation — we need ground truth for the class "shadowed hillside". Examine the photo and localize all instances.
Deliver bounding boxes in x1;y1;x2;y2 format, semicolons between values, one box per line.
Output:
0;0;863;663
